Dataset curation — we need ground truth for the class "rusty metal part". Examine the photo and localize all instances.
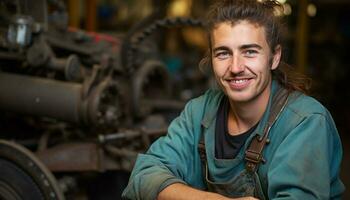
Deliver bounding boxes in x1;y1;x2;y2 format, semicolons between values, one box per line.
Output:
26;37;52;67
0;51;24;60
98;127;167;143
35;142;140;172
0;139;65;200
0;72;123;127
86;78;119;126
48;54;82;81
81;77;126;127
142;98;186;110
37;131;51;151
57;176;76;194
98;130;141;144
81;63;114;99
0;72;83;123
36;142;103;172
125;17;204;73
103;145;138;171
133;59;171;117
45;34;95;56
26;37;82;81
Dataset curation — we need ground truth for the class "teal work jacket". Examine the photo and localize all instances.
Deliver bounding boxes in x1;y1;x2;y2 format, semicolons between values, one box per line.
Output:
122;81;345;200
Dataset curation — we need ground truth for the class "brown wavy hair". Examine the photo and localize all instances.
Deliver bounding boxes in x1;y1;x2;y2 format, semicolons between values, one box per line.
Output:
199;0;311;93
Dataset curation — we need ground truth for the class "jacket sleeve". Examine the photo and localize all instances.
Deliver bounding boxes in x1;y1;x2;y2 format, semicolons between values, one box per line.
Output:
122;99;200;200
267;113;344;199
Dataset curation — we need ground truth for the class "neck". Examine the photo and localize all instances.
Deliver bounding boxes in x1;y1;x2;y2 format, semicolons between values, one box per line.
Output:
227;81;272;135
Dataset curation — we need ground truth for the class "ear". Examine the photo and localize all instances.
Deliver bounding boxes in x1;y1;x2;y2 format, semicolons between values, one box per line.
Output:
271;45;282;70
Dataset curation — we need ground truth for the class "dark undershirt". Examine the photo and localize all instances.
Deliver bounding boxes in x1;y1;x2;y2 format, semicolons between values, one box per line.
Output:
215;96;258;159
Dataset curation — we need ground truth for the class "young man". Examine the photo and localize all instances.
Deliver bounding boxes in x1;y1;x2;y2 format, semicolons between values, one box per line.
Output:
122;0;345;199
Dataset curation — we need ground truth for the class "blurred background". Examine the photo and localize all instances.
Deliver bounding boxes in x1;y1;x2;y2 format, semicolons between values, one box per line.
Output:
0;0;349;199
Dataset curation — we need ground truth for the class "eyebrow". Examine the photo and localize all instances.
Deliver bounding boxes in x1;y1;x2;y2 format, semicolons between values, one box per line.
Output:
212;46;230;53
240;44;262;50
212;44;262;53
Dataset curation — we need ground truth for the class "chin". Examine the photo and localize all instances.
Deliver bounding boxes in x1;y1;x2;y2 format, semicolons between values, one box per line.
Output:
225;90;255;103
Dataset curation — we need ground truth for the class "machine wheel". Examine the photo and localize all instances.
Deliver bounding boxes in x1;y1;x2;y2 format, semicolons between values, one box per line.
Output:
0;140;65;200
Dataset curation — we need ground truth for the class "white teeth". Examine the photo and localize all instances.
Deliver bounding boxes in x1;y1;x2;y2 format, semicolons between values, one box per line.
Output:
232;79;248;84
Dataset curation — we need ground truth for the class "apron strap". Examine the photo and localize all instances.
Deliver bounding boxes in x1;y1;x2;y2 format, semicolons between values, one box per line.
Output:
198;127;207;184
198;134;207;163
245;87;289;172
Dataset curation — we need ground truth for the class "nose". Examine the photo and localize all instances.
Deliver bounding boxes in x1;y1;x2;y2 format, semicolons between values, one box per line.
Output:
229;54;244;74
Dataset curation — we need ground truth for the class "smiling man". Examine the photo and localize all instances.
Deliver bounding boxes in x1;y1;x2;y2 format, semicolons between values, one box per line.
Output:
122;0;345;199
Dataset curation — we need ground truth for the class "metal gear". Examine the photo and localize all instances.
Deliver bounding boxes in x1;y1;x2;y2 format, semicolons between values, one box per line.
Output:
123;17;204;73
0;140;65;200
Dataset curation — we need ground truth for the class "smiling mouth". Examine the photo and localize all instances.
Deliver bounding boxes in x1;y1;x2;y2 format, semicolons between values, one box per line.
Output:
226;78;252;89
231;79;249;84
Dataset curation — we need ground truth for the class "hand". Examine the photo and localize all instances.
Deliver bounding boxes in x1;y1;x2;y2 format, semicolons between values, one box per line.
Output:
157;183;259;200
209;194;259;200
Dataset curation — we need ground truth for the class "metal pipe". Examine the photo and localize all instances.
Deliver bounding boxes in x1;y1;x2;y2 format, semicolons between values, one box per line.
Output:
0;72;82;123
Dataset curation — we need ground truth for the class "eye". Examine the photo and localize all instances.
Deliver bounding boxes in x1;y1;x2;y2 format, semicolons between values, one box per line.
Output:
243;49;258;57
214;51;230;60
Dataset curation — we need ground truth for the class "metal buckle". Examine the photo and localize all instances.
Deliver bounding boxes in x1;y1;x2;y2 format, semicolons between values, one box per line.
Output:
245;149;261;164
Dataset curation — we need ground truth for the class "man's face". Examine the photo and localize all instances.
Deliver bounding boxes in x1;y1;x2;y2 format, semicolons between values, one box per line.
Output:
211;20;281;103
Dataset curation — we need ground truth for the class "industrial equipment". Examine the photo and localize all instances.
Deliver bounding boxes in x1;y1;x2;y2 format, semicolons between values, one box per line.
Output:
0;0;204;199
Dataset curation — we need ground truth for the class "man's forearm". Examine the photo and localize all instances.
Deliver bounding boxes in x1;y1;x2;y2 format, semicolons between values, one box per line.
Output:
157;183;258;200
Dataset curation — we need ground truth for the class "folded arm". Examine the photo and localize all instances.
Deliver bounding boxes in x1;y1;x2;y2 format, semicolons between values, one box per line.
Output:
158;183;258;200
